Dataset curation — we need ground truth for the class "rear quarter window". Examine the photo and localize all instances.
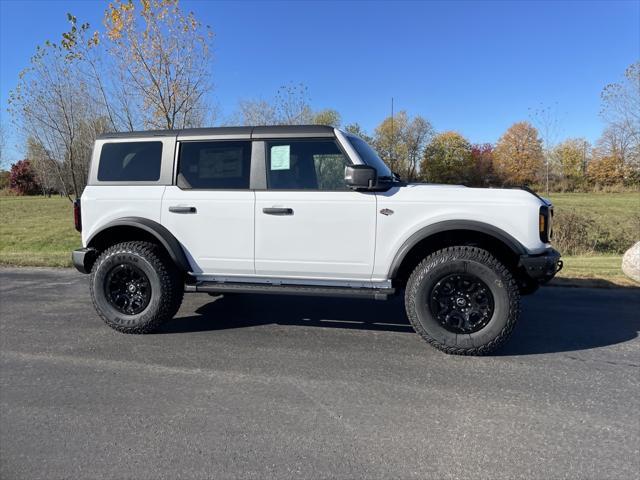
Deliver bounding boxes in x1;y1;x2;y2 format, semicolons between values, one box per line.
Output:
97;141;163;182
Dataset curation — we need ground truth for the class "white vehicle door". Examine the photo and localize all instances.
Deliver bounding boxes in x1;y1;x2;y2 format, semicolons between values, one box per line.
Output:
161;140;255;276
254;138;377;281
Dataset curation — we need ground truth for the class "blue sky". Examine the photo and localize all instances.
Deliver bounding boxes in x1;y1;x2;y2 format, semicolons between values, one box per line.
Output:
1;0;638;164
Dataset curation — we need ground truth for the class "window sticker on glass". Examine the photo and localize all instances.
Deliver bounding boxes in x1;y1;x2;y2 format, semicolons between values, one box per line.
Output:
199;148;243;178
271;145;290;170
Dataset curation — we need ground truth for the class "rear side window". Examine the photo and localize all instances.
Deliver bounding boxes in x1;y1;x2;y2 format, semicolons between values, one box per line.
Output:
97;141;163;182
177;141;251;189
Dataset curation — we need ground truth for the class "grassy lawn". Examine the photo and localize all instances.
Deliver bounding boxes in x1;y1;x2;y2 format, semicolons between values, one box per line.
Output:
0;196;81;267
0;193;638;287
552;255;637;287
548;191;640;218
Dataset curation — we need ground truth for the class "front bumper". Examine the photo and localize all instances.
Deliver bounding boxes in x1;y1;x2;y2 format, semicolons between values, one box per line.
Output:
519;248;563;284
72;248;98;274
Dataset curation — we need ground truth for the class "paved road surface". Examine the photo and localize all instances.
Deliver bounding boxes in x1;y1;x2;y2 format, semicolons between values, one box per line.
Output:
1;268;639;479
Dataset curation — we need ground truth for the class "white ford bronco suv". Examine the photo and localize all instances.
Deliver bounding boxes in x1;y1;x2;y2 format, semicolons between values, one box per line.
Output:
72;125;562;355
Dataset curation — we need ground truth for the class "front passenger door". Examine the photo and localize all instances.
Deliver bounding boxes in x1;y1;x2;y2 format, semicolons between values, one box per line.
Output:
254;139;377;281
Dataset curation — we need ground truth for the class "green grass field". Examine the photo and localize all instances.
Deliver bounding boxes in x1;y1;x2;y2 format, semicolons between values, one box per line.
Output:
1;193;638;286
548;192;640;218
0;196;81;267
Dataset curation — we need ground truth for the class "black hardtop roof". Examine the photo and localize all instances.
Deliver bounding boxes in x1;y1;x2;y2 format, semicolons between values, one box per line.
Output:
96;125;336;140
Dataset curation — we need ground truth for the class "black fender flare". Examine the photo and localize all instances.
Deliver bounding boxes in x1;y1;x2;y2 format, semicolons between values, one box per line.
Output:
87;217;191;272
388;220;527;278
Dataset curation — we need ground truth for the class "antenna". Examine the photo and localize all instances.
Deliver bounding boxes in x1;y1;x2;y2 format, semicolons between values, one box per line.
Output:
391;97;394;166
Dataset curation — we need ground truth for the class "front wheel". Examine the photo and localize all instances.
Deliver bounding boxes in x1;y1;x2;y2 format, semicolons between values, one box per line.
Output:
404;246;520;355
90;241;183;334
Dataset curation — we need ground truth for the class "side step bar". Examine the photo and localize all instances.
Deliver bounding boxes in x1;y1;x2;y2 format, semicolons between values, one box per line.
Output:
185;281;395;300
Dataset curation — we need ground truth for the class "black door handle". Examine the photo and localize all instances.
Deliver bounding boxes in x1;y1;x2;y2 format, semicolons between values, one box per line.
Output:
263;207;294;216
169;206;197;214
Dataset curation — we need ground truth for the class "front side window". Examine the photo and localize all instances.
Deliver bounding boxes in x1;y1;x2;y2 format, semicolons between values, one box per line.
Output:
98;141;162;181
177;141;251;189
267;139;349;190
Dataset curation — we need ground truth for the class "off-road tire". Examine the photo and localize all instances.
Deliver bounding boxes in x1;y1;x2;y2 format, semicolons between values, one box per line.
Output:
405;246;520;355
90;241;183;334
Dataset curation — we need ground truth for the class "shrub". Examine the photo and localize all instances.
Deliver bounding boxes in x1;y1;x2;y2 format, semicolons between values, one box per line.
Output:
552;211;597;255
553;209;639;255
9;160;40;195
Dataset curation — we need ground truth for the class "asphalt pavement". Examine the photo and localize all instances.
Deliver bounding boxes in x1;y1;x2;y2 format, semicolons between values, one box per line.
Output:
1;267;639;480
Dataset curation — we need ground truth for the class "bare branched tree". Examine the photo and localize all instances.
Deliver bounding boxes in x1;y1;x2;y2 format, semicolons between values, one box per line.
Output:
528;102;564;195
104;0;214;130
404;116;434;181
373;111;433;180
600;62;640;169
235;83;339;127
9;2;216;198
8;27;97;199
0;124;6;169
236;99;277;126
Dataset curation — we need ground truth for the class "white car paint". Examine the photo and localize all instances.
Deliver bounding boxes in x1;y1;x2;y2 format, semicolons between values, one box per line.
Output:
254;190;377;280
160;187;255;275
81;128;550;285
81;185;166;247
372;184;548;280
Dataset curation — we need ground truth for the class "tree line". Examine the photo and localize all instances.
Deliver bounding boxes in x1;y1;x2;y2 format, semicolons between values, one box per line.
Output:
2;0;638;197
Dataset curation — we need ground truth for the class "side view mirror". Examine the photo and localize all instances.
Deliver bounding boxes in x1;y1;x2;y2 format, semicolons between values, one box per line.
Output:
345;165;377;190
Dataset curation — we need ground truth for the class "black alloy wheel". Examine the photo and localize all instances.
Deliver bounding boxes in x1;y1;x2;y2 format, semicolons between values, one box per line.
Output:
429;273;495;334
104;263;152;315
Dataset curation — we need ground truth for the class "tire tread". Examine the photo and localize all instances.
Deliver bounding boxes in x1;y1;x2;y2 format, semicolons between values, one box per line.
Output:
90;241;183;334
404;246;520;355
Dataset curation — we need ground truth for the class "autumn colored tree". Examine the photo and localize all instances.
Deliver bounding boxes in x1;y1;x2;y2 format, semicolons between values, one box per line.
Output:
420;132;474;184
493;122;544;185
374;111;433;180
469;143;496;186
311;109;341;128
9;160;40;195
586;155;626;186
344;123;373;144
104;0;214;130
10;2;215;199
553;138;589;181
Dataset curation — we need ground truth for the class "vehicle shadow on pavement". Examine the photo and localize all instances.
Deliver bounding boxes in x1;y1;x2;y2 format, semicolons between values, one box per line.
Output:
159;288;640;356
161;294;415;334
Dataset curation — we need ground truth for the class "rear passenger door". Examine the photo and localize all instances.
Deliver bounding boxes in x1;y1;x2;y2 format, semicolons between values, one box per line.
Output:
254;138;377;280
161;140;255;276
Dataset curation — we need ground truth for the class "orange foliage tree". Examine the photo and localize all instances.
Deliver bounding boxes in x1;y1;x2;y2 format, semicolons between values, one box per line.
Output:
493;122;544;185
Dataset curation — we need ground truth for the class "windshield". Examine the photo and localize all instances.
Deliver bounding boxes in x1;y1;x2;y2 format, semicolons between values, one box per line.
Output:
346;135;393;178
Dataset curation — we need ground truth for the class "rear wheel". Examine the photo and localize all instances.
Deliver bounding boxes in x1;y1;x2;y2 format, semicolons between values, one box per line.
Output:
404;246;520;355
90;241;183;334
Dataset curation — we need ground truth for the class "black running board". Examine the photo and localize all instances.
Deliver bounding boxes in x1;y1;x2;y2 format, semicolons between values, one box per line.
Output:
185;281;395;300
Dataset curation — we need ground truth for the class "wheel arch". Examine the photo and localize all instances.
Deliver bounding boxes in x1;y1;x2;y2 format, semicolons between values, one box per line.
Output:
86;217;191;272
389;220;527;286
